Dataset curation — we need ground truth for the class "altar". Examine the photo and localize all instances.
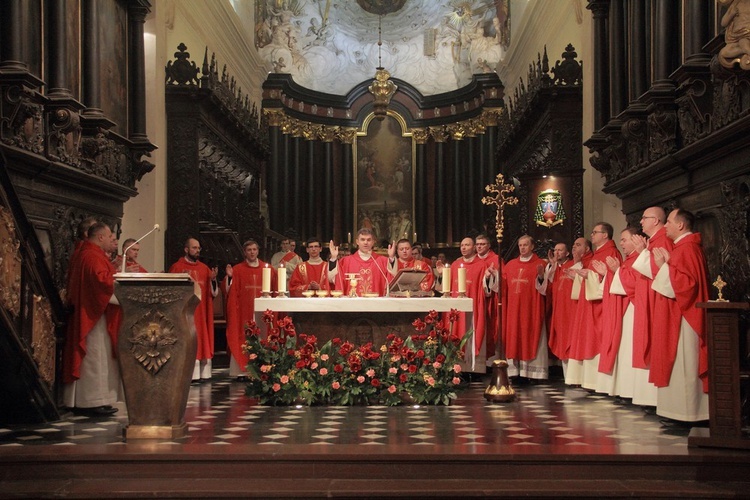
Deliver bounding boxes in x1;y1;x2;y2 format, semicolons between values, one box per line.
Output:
253;297;484;372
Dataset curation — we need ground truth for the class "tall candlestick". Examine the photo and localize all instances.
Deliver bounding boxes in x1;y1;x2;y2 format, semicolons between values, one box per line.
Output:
277;264;286;294
262;265;271;293
457;264;467;294
441;266;451;295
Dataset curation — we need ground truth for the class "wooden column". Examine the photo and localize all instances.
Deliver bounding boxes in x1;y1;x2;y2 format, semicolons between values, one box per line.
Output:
628;0;649;101
689;302;750;450
433;129;448;244
451;138;464;241
684;0;711;62
413;129;428;245
267;123;282;231
0;1;25;69
608;0;628;116
587;0;610;130
305;138;316;240
128;2;149;142
323;140;334;241
291;136;302;234
652;0;679;86
82;0;104;118
338;129;356;242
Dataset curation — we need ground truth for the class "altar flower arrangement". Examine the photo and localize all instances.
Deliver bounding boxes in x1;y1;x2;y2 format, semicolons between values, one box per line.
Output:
243;309;470;406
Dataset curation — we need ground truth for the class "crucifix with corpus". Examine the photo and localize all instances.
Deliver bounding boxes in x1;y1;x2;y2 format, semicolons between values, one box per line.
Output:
481;173;518;403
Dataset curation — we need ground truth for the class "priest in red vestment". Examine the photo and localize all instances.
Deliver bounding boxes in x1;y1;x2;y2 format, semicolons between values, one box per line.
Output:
289;238;331;296
112;238;148;273
650;209;709;423
539;242;575;365
563;237;592;385
569;223;622;390
448;237;489;364
224;239;275;377
65;216;99;305
476;234;500;358
62;222;122;416
501;235;548;381
169;237;218;382
387;239;435;293
629;206;674;408
329;228;394;296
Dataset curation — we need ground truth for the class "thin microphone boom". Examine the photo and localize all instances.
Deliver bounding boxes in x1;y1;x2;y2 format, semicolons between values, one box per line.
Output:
373;256;391;297
120;224;160;273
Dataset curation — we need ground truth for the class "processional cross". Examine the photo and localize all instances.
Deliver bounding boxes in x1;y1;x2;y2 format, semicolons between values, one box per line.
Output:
481;173;519;403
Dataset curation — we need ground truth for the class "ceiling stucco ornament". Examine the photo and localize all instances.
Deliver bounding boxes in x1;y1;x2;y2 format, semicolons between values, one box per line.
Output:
356;0;407;16
254;0;504;96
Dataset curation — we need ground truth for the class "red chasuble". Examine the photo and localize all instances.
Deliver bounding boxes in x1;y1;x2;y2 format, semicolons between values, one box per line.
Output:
598;251;634;374
652;233;709;392
224;260;274;369
448;257;488;355
501;254;545;361
395;257;435;291
478;250;500;356
635;227;677;369
112;255;147;273
547;259;576;360
334;252;392;296
62;241;120;384
169;258;215;361
569;240;622;361
289;260;331;297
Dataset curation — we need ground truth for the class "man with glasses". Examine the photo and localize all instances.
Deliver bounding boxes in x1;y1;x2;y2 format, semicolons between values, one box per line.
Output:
289;238;331;296
630;206;672;411
569;223;622;391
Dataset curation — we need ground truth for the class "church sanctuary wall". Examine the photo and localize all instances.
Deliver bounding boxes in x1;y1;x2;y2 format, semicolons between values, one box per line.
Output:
585;0;750;302
497;0;624;236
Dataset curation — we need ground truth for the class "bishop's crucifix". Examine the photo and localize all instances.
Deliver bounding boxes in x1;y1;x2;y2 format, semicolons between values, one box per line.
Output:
481;173;519;403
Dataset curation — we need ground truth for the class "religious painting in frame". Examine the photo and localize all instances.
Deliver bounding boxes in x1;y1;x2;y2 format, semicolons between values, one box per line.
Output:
354;112;414;247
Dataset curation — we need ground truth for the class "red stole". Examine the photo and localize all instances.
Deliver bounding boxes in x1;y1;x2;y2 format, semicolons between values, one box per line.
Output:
225;260;274;369
169;257;215;360
548;259;576;360
289;260;330;296
501;254;545;361
598;251;634;374
569;241;621;360
62;241;120;384
448;257;489;355
479;250;500;356
334;252;391;296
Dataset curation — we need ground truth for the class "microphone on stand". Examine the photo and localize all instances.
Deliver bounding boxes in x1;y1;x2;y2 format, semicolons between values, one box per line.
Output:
120;224;161;273
373;256;392;297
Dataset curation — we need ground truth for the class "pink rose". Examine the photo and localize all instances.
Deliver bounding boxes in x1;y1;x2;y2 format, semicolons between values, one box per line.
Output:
272;383;281;392
319;368;328;376
320;354;329;361
433;361;442;369
388;385;397;394
357;375;365;383
427;376;436;387
453;364;462;374
332;381;340;390
388;367;398;374
248;353;257;360
452;377;461;385
260;365;272;373
280;375;289;384
366;368;375;378
311;362;318;370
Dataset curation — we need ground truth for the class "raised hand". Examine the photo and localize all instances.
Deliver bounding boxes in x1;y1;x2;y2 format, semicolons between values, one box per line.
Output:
329;240;339;261
387;240;396;259
225;263;233;278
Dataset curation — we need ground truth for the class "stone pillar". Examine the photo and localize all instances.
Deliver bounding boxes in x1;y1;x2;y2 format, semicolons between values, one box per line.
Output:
128;1;149;142
338;128;357;242
412;128;428;245
652;0;679;86
609;0;628;116
432;127;449;244
628;0;649;101
684;0;711;63
587;0;610;130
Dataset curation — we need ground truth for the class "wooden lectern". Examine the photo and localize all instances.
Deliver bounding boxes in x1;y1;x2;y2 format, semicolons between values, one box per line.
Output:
688;301;750;450
114;273;199;440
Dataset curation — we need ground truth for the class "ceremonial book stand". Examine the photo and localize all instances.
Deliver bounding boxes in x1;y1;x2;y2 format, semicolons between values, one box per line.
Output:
114;273;199;440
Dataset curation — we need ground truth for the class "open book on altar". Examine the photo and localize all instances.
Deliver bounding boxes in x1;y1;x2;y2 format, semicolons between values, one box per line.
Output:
388;269;432;297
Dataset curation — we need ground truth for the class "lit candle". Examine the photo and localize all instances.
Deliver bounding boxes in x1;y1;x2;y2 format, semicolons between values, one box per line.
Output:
457;264;466;294
413;232;417;242
348;232;352;244
262;264;271;293
277;264;286;294
442;265;451;294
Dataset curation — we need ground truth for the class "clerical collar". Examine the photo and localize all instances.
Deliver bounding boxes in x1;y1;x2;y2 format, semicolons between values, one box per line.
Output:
307;257;323;264
673;231;693;244
358;250;372;260
245;260;260;267
462;255;476;263
519;254;533;262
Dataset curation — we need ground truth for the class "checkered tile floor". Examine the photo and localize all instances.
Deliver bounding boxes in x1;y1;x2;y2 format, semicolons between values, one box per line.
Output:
0;370;690;451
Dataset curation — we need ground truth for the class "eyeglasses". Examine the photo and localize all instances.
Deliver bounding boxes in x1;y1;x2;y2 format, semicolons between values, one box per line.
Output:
590;230;606;235
640;216;657;221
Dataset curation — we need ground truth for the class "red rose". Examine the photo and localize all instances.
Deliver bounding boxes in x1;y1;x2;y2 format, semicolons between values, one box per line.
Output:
399;373;408;383
436;354;446;363
296;360;306;369
416;349;425;358
371;379;381;387
408;365;417;373
334;364;343;373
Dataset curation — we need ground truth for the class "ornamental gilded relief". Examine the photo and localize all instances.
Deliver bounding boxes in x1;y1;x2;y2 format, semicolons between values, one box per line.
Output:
0;206;22;317
129;309;179;375
31;295;56;386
